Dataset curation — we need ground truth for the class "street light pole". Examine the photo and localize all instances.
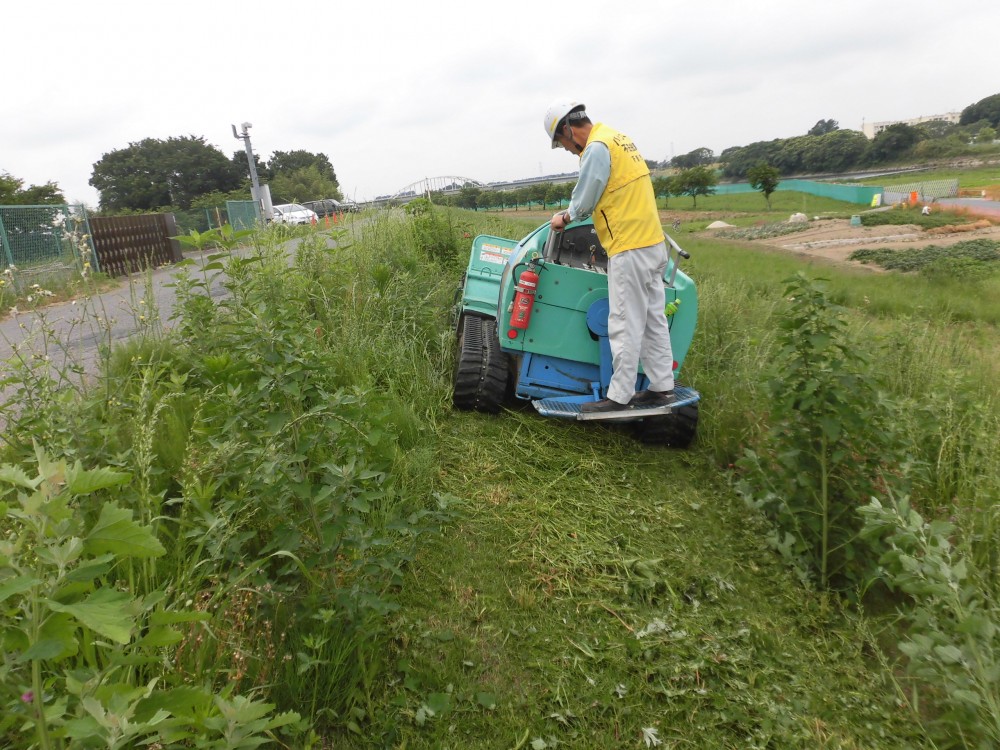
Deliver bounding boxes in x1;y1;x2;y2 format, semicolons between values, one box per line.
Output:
232;122;266;218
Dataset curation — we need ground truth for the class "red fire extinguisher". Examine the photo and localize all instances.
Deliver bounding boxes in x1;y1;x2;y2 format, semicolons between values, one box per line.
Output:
509;264;539;333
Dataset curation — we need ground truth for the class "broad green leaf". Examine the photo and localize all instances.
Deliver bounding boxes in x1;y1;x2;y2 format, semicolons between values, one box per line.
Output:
38;612;81;659
47;588;135;644
0;464;38;489
21;637;71;661
0;575;40;605
426;692;451;715
476;692;497;709
818;416;841;442
62;715;103;741
135;685;212;722
137;626;182;648
66;463;131;495
214;694;276;723
84;503;166;558
65;554;115;583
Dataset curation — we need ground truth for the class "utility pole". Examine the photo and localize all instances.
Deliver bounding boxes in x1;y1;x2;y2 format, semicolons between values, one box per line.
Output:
232;122;268;219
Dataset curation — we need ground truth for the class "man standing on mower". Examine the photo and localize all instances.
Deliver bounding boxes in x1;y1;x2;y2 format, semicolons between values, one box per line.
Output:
544;100;675;414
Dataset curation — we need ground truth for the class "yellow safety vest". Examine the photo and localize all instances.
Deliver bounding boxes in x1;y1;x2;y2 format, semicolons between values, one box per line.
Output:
586;123;662;256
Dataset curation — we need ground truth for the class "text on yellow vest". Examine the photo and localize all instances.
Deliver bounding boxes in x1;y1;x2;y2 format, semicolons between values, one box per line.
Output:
585;123;662;256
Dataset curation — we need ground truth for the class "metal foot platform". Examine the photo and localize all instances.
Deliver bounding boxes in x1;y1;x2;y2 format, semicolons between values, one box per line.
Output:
532;385;700;421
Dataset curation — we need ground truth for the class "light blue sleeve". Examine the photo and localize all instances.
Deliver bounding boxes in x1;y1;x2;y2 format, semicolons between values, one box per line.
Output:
567;142;610;221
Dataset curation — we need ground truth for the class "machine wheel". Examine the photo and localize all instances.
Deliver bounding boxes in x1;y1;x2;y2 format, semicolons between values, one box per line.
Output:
632;401;699;448
452;314;509;414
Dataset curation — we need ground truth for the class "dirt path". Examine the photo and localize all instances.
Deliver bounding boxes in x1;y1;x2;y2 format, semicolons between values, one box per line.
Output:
715;218;1000;268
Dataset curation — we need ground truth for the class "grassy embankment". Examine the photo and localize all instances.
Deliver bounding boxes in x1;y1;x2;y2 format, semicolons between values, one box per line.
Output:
1;201;996;748
341;205;998;748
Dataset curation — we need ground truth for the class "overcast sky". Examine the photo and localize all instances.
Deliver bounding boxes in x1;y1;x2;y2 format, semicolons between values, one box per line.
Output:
4;0;998;207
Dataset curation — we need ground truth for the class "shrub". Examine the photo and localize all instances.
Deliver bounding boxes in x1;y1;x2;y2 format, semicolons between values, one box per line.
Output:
860;495;1000;748
736;274;906;590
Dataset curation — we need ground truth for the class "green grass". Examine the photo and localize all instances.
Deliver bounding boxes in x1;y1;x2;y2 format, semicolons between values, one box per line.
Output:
4;207;996;747
340;209;1000;747
365;417;921;748
663;190;861;218
681;234;1000;326
854;163;1000;189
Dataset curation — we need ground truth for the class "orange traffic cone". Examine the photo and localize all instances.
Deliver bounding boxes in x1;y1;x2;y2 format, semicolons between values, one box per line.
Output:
311;214;317;226
324;214;330;228
333;212;338;225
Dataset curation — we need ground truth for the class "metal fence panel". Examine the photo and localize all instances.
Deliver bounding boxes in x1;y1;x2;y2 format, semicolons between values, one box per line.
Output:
0;204;97;290
89;214;183;278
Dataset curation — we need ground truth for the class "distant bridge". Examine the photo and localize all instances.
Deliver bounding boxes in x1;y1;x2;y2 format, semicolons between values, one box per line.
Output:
390;176;485;200
371;172;579;206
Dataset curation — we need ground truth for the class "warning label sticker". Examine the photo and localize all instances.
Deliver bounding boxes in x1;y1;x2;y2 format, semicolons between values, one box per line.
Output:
479;243;512;265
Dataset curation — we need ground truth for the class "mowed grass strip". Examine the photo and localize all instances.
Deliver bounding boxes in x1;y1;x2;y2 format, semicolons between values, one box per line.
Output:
366;413;919;748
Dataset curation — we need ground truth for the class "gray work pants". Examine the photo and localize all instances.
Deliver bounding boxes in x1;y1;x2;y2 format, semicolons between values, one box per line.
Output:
605;241;675;404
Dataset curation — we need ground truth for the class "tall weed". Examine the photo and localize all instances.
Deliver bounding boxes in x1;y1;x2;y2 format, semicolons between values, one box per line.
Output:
861;495;1000;749
736;274;906;589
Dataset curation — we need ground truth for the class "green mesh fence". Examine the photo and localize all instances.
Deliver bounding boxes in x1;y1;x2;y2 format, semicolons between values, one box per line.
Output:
225;200;260;230
711;179;882;205
0;204;97;291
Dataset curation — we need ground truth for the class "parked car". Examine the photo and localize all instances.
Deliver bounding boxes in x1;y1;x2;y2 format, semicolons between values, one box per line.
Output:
271;203;318;225
303;199;338;217
339;200;361;213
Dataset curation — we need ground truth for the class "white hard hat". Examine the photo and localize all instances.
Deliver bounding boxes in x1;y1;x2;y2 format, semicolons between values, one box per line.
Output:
544;100;586;149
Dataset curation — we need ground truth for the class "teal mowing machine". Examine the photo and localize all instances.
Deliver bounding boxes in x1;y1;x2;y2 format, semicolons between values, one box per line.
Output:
452;219;700;446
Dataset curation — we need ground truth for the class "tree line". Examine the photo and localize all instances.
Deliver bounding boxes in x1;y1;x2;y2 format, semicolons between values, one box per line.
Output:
435;165;723;211
719;93;1000;179
86;137;342;213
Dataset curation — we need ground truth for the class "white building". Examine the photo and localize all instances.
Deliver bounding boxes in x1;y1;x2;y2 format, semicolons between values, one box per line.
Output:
862;112;962;139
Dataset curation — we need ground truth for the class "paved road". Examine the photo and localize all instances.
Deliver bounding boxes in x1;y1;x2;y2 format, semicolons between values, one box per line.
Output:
0;251;227;390
0;230;346;425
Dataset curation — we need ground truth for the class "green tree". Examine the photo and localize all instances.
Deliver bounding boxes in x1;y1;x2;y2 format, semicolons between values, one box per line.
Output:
977;125;997;143
527;184;548;208
867;123;923;163
456;185;482;210
651;175;674;208
670;147;715;169
917;119;958;139
747;163;781;209
807;119;839;136
960;92;1000;129
0;171;65;205
720;140;784;179
544;183;564;209
804;130;869;173
268;164;340;204
90;136;243;211
674;166;717;207
269;150;339;188
232;150;271;183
